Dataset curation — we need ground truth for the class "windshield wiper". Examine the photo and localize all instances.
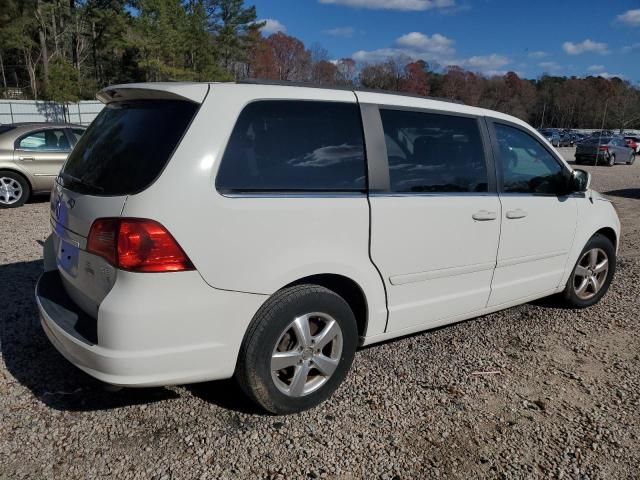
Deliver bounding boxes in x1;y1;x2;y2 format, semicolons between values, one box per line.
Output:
61;173;104;193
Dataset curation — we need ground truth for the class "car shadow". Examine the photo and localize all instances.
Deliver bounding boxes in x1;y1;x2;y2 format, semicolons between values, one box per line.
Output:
603;188;640;200
0;259;181;411
0;258;270;414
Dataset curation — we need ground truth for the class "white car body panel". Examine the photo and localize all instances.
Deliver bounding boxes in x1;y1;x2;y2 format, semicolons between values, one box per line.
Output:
369;195;501;332
487;195;578;306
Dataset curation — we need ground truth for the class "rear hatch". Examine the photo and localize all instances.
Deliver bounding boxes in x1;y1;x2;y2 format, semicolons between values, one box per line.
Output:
51;84;205;317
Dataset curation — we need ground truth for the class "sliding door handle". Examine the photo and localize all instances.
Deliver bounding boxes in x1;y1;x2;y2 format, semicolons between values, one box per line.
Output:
506;209;528;219
472;210;497;221
18;156;35;162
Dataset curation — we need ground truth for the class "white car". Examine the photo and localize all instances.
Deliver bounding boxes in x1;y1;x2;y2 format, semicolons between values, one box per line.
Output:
37;82;620;414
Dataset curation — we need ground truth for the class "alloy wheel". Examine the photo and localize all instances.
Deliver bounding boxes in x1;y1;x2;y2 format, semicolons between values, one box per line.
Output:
0;177;23;205
271;312;343;397
573;248;609;300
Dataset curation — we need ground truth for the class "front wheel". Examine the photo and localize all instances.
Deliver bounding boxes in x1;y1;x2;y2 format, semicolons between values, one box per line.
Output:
607;153;616;167
235;285;358;414
562;233;616;308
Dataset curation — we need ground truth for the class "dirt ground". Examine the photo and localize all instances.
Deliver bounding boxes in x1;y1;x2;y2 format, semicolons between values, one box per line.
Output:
0;147;638;479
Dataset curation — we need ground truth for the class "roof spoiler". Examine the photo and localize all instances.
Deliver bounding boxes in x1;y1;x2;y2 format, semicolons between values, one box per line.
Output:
97;83;209;104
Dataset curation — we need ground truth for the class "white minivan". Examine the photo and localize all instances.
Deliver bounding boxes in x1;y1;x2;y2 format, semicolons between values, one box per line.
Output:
37;82;620;414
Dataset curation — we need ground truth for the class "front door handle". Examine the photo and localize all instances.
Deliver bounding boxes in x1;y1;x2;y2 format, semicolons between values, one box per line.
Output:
506;209;528;219
472;210;497;221
18;156;35;161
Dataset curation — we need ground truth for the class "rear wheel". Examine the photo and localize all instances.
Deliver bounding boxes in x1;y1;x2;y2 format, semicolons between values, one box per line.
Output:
235;284;358;414
0;171;30;208
562;233;615;308
627;152;635;165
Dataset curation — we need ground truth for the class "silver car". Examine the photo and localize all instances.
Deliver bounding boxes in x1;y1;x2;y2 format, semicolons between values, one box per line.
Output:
0;123;85;208
575;136;635;166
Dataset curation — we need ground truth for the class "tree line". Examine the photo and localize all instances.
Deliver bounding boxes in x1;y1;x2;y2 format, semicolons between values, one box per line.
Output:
1;0;639;130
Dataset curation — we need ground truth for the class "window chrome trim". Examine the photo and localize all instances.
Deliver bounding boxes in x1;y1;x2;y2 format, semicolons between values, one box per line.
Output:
220;192;367;199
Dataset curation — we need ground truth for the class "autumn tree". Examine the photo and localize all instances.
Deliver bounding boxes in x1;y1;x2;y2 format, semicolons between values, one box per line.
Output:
266;32;310;81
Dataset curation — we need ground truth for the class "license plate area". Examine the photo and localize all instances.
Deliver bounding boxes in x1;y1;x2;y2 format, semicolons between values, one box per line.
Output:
56;233;80;276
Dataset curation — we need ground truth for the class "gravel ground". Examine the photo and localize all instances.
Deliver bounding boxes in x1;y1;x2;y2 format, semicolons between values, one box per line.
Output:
1;148;639;479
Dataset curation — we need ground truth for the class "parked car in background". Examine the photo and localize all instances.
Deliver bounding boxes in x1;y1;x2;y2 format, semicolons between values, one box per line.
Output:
559;133;575;147
575;136;635;166
0;123;86;208
538;129;561;147
623;135;640;154
36;82;620;414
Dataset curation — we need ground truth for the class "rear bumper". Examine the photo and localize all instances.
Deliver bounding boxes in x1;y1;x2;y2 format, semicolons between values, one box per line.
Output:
37;269;266;387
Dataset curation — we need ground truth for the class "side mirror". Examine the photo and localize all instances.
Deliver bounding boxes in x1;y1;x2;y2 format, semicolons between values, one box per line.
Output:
570;169;591;193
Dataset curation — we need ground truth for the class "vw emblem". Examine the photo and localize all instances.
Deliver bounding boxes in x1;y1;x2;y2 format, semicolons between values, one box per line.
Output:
67;198;75;209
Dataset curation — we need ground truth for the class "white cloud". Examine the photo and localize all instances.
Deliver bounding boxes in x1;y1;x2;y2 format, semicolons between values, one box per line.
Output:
538;61;562;72
528;51;548;58
258;18;287;35
562;39;609;55
395;32;455;55
463;54;509;70
587;64;604;71
319;0;455;11
323;26;355;37
590;72;625;79
352;33;510;75
616;9;640;27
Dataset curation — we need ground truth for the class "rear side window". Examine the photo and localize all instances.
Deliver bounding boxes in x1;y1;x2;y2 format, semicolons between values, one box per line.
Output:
18;129;69;151
380;109;488;193
60;100;198;195
215;101;366;193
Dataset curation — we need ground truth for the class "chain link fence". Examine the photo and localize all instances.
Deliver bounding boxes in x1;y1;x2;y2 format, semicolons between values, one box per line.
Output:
0;100;104;126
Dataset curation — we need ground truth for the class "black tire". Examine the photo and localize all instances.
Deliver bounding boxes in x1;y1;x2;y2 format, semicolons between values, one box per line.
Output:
627;153;635;165
0;170;30;208
562;233;616;308
607;153;615;167
235;284;358;414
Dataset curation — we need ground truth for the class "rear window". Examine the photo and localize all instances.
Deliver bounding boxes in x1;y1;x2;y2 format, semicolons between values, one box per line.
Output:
60;100;198;195
215;101;366;193
583;136;611;145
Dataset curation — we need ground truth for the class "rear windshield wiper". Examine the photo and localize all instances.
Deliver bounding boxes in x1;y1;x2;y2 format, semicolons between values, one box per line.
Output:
61;173;105;193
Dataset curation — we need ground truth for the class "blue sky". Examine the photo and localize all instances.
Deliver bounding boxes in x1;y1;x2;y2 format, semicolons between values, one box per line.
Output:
250;0;640;83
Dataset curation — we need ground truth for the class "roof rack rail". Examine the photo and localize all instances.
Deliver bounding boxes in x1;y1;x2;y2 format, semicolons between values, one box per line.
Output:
236;79;465;105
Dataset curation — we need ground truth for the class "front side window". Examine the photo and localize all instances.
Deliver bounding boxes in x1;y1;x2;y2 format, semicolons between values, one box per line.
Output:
379;109;488;193
18;129;69;151
495;123;566;194
216;101;366;193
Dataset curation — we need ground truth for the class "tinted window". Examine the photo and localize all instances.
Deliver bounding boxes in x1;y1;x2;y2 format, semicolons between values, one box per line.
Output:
61;100;197;195
380;109;487;193
216;101;366;193
495;123;566;194
18;129;69;151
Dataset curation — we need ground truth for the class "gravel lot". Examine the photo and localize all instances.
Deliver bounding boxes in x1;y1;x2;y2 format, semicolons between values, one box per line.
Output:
1;147;639;479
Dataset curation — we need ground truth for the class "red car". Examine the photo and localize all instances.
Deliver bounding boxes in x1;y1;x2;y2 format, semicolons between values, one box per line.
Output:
624;136;640;154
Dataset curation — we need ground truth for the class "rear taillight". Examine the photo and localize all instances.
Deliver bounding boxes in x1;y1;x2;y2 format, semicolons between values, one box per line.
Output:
87;218;194;273
598;146;609;151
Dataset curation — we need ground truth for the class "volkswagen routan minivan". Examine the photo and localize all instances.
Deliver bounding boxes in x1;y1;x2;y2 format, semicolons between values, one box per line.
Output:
36;81;620;414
